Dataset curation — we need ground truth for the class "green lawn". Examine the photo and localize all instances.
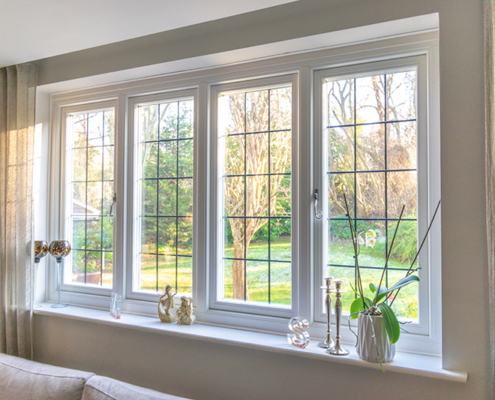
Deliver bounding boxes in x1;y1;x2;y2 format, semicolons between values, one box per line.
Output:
138;235;419;319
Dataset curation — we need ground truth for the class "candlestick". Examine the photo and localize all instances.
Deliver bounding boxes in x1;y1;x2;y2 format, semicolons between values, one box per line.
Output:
327;279;349;356
318;277;334;349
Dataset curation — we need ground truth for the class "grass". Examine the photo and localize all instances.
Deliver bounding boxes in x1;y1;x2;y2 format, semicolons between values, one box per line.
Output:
136;235;419;319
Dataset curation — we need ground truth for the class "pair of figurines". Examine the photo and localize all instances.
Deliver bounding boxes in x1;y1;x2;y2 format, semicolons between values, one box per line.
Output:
158;284;195;325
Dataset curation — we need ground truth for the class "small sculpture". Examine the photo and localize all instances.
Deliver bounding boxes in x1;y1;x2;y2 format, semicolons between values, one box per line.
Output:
158;285;176;323
176;296;195;325
287;316;310;348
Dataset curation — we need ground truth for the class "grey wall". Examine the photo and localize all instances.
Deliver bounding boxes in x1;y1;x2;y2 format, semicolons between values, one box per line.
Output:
33;0;490;399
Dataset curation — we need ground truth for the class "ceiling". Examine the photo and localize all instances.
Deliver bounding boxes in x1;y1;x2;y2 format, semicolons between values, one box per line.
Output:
0;0;297;67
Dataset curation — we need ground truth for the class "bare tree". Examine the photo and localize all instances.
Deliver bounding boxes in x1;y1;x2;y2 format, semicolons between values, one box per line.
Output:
222;89;291;300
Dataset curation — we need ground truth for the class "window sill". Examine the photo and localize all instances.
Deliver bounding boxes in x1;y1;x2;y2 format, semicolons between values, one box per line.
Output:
33;303;467;383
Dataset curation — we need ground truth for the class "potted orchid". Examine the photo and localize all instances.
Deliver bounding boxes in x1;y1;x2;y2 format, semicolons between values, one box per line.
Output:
343;193;440;365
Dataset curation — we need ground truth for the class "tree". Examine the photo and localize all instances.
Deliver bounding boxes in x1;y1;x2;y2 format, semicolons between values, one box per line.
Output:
327;72;418;264
221;88;292;300
328;73;417;220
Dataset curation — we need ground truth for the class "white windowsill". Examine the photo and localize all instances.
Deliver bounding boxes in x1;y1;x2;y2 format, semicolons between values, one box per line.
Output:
34;303;467;383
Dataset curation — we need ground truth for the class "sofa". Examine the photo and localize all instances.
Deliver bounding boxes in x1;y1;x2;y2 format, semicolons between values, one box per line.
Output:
0;354;189;400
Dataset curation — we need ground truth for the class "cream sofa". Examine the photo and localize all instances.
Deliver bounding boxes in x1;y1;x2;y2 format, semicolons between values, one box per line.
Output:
0;354;189;400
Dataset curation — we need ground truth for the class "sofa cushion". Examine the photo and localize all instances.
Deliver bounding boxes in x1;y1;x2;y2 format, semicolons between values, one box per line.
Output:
0;353;94;400
82;376;188;400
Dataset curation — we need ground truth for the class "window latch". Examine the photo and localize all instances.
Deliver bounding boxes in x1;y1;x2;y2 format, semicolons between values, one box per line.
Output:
108;193;117;216
314;189;323;219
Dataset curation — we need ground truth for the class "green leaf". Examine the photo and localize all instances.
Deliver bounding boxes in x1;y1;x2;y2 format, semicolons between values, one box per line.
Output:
374;275;420;303
378;303;400;344
369;283;387;294
350;297;372;319
388;275;419;292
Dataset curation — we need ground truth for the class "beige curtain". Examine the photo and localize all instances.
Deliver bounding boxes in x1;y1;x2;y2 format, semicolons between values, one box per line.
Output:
486;1;495;399
0;63;37;359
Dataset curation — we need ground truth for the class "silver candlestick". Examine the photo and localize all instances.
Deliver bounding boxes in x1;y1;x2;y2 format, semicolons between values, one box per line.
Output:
327;279;349;356
318;277;334;349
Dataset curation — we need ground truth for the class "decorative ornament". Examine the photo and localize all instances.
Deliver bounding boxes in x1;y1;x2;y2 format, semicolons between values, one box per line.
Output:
48;240;71;309
158;284;177;323
34;240;49;263
110;292;122;319
327;279;349;356
176;296;195;325
287;316;310;348
318;277;334;349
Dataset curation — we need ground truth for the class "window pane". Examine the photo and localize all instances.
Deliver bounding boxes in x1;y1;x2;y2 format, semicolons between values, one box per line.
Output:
387;121;417;170
356;124;385;171
136;98;194;295
68;109;114;288
218;84;292;306
324;69;418;319
356;75;385;124
328;127;354;173
386;71;417;121
326;78;354;127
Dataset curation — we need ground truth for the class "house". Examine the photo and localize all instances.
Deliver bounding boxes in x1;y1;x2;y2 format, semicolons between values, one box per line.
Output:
4;0;489;399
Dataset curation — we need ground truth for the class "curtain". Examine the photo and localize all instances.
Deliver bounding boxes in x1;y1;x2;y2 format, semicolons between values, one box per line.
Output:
0;63;37;359
486;1;495;398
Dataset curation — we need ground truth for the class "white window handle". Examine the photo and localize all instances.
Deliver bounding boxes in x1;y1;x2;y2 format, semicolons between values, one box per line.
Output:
314;189;323;219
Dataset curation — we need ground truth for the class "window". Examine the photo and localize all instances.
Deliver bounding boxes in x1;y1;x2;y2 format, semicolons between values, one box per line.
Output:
134;98;194;295
64;107;115;289
314;56;434;339
51;38;439;353
325;69;418;318
217;84;292;306
209;75;299;318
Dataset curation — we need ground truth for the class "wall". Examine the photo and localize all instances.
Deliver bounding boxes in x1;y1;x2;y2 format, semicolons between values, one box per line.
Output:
32;0;490;399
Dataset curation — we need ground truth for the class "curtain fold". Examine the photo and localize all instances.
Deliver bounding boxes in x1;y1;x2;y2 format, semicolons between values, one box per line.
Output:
486;1;495;399
0;63;37;359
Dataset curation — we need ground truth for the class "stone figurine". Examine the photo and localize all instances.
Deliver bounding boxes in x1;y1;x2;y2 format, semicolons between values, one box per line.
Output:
176;296;195;325
158;284;176;323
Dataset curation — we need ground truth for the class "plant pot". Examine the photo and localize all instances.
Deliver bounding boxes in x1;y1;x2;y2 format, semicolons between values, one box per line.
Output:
356;313;396;363
75;272;101;285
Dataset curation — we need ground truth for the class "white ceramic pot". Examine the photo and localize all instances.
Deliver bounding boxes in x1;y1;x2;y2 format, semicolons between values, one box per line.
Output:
356;313;396;363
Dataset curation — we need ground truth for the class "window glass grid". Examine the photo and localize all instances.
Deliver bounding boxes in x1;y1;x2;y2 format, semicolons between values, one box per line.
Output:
326;71;418;318
70;110;114;287
138;100;193;294
220;86;292;306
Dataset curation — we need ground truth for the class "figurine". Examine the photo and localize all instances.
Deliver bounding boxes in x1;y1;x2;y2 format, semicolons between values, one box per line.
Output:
287;316;310;348
158;284;176;323
176;296;195;325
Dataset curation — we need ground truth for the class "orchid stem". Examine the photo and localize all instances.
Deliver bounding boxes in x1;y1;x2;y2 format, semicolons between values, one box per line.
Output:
390;199;441;307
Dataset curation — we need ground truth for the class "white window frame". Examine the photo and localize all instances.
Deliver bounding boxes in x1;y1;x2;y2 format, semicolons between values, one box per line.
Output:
313;55;437;343
125;89;198;304
208;74;300;319
48;99;124;308
47;32;440;355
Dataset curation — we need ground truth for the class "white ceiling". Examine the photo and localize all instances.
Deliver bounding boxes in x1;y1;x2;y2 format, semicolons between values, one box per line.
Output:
0;0;297;67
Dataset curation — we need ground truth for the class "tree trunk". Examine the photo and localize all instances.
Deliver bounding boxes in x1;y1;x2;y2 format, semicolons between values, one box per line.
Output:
232;241;245;300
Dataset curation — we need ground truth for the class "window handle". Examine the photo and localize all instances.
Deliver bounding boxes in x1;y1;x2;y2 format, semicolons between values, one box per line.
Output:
108;193;117;216
314;189;323;219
